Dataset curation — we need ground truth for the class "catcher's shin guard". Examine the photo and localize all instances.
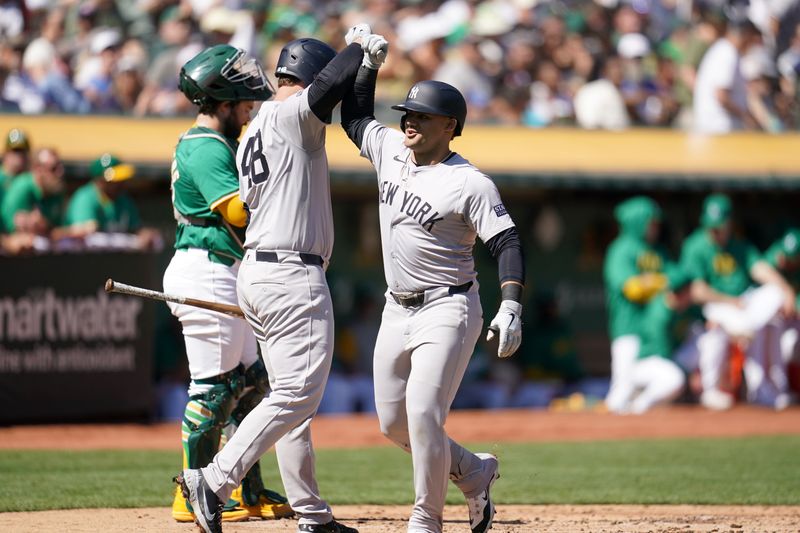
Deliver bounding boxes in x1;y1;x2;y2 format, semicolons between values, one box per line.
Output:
226;360;293;519
174;371;249;522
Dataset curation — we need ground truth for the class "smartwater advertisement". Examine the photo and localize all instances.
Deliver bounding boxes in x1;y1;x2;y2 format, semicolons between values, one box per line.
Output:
0;252;157;423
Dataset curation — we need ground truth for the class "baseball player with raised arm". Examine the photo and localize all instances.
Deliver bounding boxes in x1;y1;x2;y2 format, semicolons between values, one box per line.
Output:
340;25;524;533
176;37;365;533
163;44;292;525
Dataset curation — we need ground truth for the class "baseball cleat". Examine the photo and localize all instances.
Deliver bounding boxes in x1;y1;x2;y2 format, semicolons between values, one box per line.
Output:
231;485;295;519
467;453;500;533
297;519;359;532
700;388;734;411
175;469;223;533
172;484;250;523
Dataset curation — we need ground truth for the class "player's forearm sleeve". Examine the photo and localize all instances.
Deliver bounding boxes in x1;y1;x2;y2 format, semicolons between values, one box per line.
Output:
341;65;378;148
486;228;525;302
308;43;363;123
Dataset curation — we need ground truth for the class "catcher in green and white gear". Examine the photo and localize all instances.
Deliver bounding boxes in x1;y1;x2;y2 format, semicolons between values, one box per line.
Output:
162;44;292;524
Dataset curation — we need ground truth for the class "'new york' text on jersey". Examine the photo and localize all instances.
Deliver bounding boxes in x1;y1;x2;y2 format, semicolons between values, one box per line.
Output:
360;121;515;293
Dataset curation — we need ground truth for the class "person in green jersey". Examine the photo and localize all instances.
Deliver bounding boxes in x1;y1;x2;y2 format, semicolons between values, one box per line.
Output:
0;129;36;254
1;147;66;238
64;153;161;250
761;228;800;406
162;44;292;524
603;196;668;414
0;128;31;191
680;193;795;410
620;264;693;414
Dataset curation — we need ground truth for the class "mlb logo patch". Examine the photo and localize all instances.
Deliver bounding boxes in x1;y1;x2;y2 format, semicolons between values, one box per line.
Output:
493;204;507;217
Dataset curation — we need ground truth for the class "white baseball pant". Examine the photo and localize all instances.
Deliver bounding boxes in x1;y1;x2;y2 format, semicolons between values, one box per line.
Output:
201;251;335;527
628;357;686;414
700;283;786;404
605;335;640;414
373;290;491;533
162;248;258;394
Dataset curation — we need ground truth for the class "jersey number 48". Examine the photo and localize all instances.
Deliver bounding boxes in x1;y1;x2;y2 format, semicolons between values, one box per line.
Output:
240;130;270;187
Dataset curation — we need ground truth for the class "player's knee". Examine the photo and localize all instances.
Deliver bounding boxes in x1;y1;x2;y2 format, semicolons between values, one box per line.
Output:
406;402;445;429
377;411;408;444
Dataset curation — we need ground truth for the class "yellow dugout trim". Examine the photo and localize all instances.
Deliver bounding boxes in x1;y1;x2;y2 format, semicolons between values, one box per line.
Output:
1;116;798;177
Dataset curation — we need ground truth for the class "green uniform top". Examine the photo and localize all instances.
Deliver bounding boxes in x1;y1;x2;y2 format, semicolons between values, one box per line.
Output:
65;181;141;232
0;173;64;232
171;126;242;264
604;197;666;339
680;229;760;296
638;294;692;360
764;235;800;310
1;169;30;190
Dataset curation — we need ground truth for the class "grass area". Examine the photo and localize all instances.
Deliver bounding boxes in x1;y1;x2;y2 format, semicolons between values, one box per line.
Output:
1;435;798;512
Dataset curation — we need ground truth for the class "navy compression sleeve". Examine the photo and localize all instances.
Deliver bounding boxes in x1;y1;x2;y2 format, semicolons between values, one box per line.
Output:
308;43;363;123
341;65;378;148
486;227;525;302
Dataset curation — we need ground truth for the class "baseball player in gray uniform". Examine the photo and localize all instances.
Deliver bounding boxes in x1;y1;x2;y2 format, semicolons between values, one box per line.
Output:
165;44;291;524
176;37;365;533
340;26;525;533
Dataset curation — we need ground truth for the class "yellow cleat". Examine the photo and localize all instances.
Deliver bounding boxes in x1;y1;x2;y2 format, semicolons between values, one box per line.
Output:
231;485;295;520
172;484;250;522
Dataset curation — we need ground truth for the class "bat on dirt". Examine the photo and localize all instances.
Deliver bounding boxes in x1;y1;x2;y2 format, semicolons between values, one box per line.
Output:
104;278;245;318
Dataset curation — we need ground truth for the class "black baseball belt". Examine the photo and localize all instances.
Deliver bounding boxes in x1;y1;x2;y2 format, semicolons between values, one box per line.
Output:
391;281;473;308
255;250;324;266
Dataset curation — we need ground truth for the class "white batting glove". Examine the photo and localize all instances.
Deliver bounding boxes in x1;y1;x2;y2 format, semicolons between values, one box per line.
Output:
361;34;389;69
486;300;522;358
345;23;371;46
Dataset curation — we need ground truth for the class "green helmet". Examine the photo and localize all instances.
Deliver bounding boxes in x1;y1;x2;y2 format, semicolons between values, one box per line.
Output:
179;44;273;106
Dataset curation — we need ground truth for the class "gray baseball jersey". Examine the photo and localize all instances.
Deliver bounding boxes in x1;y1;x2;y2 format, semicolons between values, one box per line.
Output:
359;120;514;293
203;87;338;526
237;87;333;261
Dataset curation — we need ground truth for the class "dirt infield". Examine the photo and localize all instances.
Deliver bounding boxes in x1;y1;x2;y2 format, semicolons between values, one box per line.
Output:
3;406;800;532
5;504;800;533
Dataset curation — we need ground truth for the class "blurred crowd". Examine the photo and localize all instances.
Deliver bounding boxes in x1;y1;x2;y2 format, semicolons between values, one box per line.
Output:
0;0;798;131
0;127;162;254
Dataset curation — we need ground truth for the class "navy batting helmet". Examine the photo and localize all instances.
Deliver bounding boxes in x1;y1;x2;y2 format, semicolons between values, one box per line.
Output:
275;38;336;86
391;80;467;136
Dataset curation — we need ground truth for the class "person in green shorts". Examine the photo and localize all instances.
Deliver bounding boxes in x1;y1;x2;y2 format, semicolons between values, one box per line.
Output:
162;44;292;524
0;128;31;191
603;196;668;414
621;264;693;414
762;228;800;400
1;147;66;238
680;193;795;410
64;153;161;250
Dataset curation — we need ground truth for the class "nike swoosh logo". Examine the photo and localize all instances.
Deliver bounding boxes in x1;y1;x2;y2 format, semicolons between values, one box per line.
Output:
508;315;515;327
393;155;405;164
199;492;215;523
